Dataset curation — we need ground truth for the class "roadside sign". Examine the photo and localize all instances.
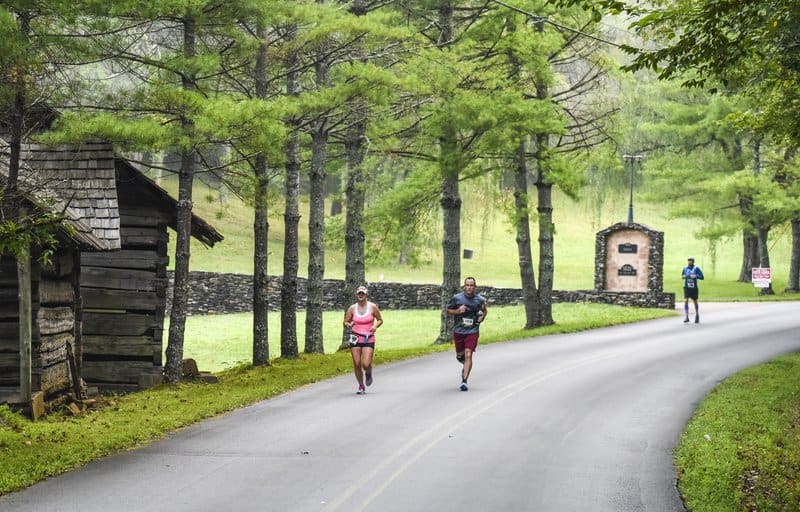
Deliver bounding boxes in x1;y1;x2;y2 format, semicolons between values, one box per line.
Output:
752;267;772;288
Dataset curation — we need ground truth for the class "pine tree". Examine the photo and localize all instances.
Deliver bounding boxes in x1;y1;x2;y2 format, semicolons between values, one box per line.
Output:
55;0;255;381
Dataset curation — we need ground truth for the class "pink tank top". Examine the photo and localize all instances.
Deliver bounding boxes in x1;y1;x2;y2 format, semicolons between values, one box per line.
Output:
352;303;375;338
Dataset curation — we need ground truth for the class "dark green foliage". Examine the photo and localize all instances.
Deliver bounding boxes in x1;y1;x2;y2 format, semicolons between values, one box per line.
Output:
619;0;800;146
0;210;62;263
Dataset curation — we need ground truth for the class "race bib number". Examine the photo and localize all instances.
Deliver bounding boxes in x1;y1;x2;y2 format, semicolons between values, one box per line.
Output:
462;317;474;327
686;280;695;288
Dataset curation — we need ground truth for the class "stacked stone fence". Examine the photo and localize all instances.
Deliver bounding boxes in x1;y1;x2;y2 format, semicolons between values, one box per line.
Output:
166;271;675;315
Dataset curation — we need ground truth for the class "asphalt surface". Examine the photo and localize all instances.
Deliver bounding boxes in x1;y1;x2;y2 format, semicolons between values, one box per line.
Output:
2;302;799;512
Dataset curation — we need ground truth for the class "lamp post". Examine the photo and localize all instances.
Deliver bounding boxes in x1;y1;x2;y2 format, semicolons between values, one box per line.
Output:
622;154;642;225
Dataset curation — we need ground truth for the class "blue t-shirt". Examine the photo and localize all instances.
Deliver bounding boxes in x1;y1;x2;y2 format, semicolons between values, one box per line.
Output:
682;265;704;289
448;292;486;334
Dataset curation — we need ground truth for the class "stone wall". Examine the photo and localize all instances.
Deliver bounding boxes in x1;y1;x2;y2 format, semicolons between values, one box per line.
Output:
166;271;675;315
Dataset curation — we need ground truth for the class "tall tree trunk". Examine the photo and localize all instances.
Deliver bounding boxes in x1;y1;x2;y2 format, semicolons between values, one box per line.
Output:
165;14;197;383
513;141;541;329
751;138;774;296
304;26;331;354
305;126;327;354
281;136;300;359
437;132;461;344
339;0;369;350
253;152;270;365
280;24;300;359
438;168;461;345
503;17;540;329
724;138;757;283
738;226;758;282
251;23;270;366
435;1;460;345
532;33;555;326
780;148;799;293
340;114;368;350
534;143;555;327
304;0;329;356
787;219;800;293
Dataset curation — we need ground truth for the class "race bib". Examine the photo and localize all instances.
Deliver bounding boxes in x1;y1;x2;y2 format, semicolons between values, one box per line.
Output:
462;317;474;327
686;280;695;288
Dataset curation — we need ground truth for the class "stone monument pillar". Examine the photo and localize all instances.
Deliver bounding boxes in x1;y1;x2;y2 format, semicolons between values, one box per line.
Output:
595;222;665;294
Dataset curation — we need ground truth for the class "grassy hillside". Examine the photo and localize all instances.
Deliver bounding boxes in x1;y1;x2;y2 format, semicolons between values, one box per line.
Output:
166;178;794;301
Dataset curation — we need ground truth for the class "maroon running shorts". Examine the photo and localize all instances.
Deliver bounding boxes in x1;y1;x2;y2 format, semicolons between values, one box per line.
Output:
453;332;479;352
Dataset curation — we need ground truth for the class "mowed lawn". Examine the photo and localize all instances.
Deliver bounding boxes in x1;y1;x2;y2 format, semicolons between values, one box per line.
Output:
176;303;676;373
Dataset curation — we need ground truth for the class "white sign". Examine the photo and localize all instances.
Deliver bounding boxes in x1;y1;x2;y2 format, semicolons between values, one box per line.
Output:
752;267;772;288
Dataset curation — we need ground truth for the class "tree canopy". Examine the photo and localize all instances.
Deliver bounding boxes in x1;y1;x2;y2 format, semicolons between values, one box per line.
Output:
620;0;800;146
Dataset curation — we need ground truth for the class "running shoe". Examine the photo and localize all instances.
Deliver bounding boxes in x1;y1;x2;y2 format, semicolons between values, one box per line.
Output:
459;381;468;392
357;385;365;395
365;371;373;387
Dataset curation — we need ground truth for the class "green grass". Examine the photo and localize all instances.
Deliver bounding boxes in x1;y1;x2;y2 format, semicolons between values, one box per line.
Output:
1;302;672;495
675;353;800;512
179;303;676;372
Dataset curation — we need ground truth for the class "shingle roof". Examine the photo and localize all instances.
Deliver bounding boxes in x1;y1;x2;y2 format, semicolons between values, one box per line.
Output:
2;136;222;250
18;142;121;249
0;143;111;251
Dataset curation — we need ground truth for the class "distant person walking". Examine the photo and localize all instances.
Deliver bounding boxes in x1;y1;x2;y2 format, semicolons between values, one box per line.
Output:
682;257;704;323
343;286;383;395
446;277;488;391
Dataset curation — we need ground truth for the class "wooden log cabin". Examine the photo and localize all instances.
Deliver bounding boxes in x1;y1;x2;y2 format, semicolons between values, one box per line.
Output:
1;155;112;405
1;138;222;403
79;158;222;392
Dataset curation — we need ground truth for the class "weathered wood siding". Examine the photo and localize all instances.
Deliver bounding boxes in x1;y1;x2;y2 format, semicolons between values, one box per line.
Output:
0;256;21;391
80;204;169;390
0;249;79;398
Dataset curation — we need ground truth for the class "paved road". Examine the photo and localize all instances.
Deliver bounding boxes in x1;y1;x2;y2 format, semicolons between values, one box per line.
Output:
2;302;799;512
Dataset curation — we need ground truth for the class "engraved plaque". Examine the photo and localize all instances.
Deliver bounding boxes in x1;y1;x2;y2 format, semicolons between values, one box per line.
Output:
618;243;638;254
618;264;637;276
